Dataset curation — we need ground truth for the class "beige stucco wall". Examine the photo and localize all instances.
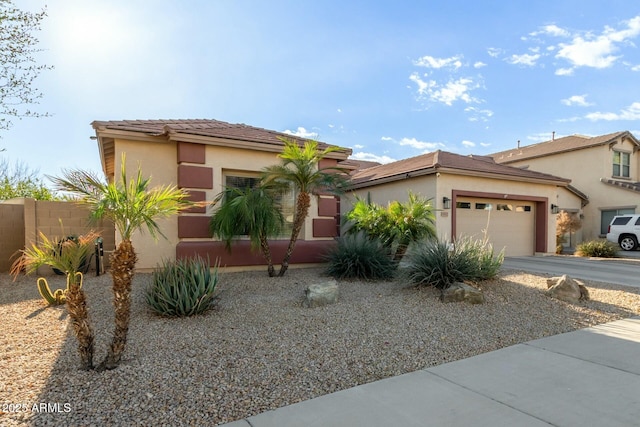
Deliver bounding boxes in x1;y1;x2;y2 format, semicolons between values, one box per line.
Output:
344;172;581;255
115;139;179;270
0;201;25;272
502;138;639;240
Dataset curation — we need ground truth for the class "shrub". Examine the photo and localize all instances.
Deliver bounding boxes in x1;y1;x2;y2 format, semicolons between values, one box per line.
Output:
403;236;504;290
324;232;396;280
575;240;618;258
147;256;219;317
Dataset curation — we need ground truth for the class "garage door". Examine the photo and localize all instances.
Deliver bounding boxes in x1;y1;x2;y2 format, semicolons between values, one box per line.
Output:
455;198;535;256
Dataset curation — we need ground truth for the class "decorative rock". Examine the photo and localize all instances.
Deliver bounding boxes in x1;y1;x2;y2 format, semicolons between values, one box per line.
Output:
303;280;339;308
546;275;590;303
440;282;484;304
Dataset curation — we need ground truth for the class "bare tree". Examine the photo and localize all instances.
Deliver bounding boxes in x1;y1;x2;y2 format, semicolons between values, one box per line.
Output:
0;1;52;131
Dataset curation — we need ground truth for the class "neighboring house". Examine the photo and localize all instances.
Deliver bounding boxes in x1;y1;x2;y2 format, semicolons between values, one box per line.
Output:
91;119;352;271
491;131;640;244
347;150;581;256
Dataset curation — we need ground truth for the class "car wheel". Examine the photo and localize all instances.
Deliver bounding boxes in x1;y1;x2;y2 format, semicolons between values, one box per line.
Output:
619;235;638;251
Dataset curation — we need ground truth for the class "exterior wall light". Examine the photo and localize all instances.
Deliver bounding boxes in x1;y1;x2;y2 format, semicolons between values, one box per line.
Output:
443;196;451;209
551;204;559;214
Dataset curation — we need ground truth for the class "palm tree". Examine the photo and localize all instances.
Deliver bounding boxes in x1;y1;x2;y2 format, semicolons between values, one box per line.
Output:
210;185;284;277
11;231;99;370
262;138;348;277
345;191;436;263
49;154;190;370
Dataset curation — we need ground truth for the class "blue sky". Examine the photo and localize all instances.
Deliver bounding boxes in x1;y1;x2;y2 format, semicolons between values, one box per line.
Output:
4;0;640;178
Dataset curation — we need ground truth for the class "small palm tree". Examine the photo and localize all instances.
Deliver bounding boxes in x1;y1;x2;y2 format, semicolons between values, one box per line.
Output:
50;154;190;370
262;138;348;277
210;185;284;277
11;231;99;370
345;191;436;263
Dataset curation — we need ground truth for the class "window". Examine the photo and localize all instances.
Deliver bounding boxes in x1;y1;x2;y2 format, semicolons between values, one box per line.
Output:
515;205;531;212
224;174;295;236
613;151;630;178
456;202;471;209
601;208;635;235
497;204;513;211
475;203;492;210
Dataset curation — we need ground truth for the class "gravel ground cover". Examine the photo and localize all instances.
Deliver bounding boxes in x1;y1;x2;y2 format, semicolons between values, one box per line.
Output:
1;267;639;426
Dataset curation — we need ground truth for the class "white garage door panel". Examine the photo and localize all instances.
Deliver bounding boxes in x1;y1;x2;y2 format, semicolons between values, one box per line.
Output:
456;198;534;256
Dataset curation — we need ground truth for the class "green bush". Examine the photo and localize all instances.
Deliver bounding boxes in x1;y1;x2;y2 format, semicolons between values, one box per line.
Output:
575;240;618;258
147;256;219;317
403;236;504;289
324;232;396;280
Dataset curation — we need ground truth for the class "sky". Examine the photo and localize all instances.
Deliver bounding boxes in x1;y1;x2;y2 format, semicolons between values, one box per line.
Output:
3;0;640;180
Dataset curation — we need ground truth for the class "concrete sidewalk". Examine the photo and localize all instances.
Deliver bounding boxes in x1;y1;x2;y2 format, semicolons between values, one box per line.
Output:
222;317;640;427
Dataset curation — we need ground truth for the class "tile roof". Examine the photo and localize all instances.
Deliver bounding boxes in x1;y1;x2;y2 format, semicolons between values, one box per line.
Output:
600;178;640;194
91;119;350;154
491;131;639;164
350;150;570;188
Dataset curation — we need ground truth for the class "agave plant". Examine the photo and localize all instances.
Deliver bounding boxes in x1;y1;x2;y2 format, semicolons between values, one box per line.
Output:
12;231;99;370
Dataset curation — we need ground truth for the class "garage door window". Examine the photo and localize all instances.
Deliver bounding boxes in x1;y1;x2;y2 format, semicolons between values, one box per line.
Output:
475;203;493;210
515;205;531;212
456;202;471;209
497;204;512;211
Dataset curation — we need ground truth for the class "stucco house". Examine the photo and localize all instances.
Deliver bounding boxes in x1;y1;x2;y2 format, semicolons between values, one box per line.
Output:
91;119;352;271
346;150;581;256
491;131;640;245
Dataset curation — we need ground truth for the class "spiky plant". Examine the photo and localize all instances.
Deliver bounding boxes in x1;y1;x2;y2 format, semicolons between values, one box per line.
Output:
209;185;284;277
12;231;99;370
49;154;191;370
262;138;348;276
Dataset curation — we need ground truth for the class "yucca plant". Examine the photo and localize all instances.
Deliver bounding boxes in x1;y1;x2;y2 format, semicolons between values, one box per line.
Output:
147;256;219;317
324;232;395;280
403;236;504;290
11;231;99;370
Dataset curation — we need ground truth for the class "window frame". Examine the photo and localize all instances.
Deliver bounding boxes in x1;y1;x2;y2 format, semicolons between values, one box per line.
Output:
613;150;630;178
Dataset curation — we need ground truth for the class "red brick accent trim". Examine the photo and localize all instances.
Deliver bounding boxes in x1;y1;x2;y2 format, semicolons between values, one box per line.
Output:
178;216;211;238
177;142;205;164
450;189;548;253
313;218;338;237
317;196;337;217
183;190;207;214
176;239;336;266
178;165;213;189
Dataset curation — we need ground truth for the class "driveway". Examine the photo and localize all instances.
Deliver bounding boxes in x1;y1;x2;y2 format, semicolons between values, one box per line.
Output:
502;255;640;288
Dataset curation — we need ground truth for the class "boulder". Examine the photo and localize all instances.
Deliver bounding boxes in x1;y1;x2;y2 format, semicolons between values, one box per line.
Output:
546;275;589;303
441;282;484;304
304;280;339;308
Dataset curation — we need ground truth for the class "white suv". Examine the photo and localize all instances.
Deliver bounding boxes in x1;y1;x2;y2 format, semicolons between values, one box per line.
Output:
606;214;640;251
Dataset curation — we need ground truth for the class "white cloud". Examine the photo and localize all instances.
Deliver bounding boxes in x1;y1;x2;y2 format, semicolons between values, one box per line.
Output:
507;53;541;66
555;67;574;76
283;126;318;138
351;152;396;164
585;102;640;121
464;106;493;122
473;61;487;68
462;140;475;148
480;142;491;147
337;108;342;113
531;24;571;38
353;144;364;149
632;64;640;71
381;136;393;141
561;95;594;107
413;55;463;69
487;48;503;58
555;16;640;71
411;73;480;106
398;137;442;150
